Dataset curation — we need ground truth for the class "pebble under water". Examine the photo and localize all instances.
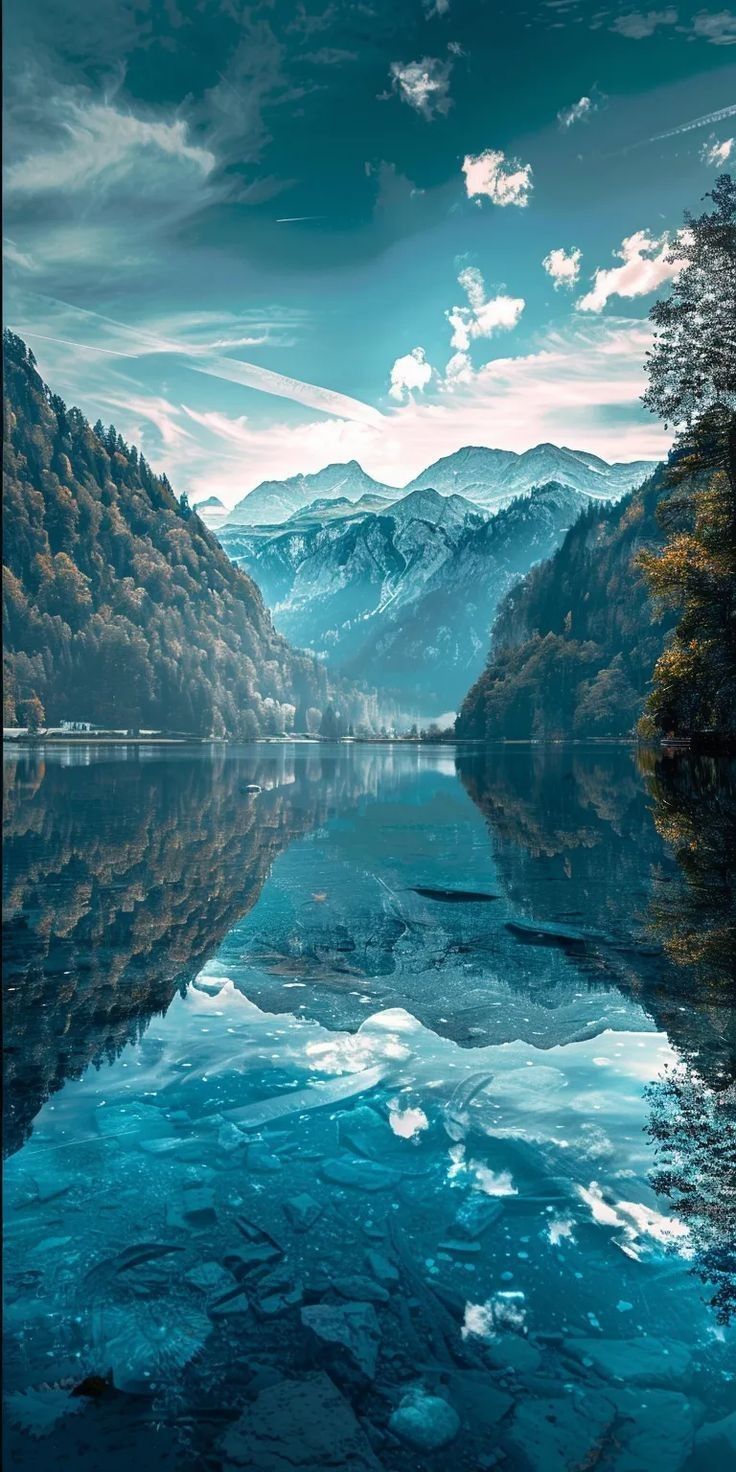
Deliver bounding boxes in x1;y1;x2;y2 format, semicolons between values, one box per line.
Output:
3;742;735;1471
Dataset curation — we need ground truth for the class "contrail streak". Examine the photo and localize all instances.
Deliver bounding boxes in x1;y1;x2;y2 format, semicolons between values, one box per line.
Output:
649;104;736;143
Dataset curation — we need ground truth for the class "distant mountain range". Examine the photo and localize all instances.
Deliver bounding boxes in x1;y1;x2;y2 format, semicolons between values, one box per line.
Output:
219;480;594;715
223;444;655;526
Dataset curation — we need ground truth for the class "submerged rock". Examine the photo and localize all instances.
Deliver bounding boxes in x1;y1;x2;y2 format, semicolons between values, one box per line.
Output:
507;1389;616;1472
609;1388;697;1472
691;1409;736;1470
321;1157;400;1192
301;1301;381;1383
564;1336;692;1387
364;1250;399;1285
221;1372;381;1470
283;1193;322;1232
389;1388;460;1451
332;1275;390;1304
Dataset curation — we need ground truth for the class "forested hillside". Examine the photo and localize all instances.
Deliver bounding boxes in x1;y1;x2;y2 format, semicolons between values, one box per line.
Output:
456;466;677;740
2;334;374;737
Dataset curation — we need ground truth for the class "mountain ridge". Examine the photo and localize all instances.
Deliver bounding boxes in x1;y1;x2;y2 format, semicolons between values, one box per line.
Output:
224;443;656;526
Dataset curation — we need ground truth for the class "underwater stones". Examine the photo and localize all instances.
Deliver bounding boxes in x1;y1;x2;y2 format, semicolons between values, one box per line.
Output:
484;1333;542;1375
332;1275;390;1304
224;1242;283;1278
389;1388;461;1451
221;1372;381;1471
444;1370;513;1433
253;1271;304;1319
246;1142;282;1173
321;1157;400;1192
610;1389;698;1472
284;1193;322;1232
209;1288;251;1319
364;1250;399;1285
691;1409;736;1470
507;1389;616;1472
301;1301;381;1383
564;1336;692;1387
181;1186;217;1228
185;1261;231;1294
217;1122;246;1153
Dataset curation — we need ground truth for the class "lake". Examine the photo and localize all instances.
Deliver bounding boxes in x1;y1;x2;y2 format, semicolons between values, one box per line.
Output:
3;743;735;1471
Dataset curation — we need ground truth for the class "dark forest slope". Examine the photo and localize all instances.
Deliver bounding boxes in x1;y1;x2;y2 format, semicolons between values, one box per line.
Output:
1;333;368;737
456;466;678;740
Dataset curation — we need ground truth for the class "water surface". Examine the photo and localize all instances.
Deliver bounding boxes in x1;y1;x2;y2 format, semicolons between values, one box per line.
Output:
3;744;735;1471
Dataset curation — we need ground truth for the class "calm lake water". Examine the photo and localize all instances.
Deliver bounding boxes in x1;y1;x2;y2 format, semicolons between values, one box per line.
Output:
3;743;735;1471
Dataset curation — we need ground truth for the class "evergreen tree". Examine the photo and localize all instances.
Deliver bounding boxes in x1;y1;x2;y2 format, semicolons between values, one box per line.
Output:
639;176;736;745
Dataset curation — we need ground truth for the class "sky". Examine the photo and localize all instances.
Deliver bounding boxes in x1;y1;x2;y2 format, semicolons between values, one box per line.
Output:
4;1;736;505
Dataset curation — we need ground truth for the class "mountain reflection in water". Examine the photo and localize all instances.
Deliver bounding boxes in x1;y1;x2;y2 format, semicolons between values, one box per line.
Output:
2;743;735;1472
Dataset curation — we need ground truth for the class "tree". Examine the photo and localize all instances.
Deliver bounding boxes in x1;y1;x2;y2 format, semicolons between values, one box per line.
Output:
639;176;736;745
319;703;339;740
21;695;45;732
643;174;736;433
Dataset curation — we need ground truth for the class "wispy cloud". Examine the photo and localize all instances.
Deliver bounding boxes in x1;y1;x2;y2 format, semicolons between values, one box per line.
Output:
610;8;678;40
701;135;734;165
691;10;736;44
462;149;533;207
164;319;669;503
5;94;214;197
13;299;384;427
192;356;384;426
388;57;453;119
557;94;601;128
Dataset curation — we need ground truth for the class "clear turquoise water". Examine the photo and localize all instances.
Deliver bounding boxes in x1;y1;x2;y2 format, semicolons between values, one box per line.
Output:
3;744;735;1471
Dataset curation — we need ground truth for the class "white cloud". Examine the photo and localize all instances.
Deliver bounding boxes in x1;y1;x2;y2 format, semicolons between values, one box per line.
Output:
447;266;525;350
389;346;433;401
444;351;474;385
610;8;678;39
462;149;533;207
692;9;736;44
542;246;582;289
5;96;214;197
701;135;734;164
558;95;595;128
423;0;451;15
578;230;681;312
388;57;452;119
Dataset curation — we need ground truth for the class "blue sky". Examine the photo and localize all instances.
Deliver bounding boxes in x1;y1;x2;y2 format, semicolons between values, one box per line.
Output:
4;1;736;502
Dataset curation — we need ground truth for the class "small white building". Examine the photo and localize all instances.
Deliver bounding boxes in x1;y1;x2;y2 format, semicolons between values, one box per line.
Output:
59;720;94;732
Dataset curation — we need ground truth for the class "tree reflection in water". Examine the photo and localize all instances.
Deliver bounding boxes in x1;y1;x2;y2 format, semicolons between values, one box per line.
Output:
457;744;736;1321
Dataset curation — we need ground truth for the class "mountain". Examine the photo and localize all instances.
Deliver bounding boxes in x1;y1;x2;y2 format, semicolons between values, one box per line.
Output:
404;446;519;504
220;480;591;714
226;460;397;526
222;445;656;528
456;465;678;741
2;333;376;737
193;494;227;529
